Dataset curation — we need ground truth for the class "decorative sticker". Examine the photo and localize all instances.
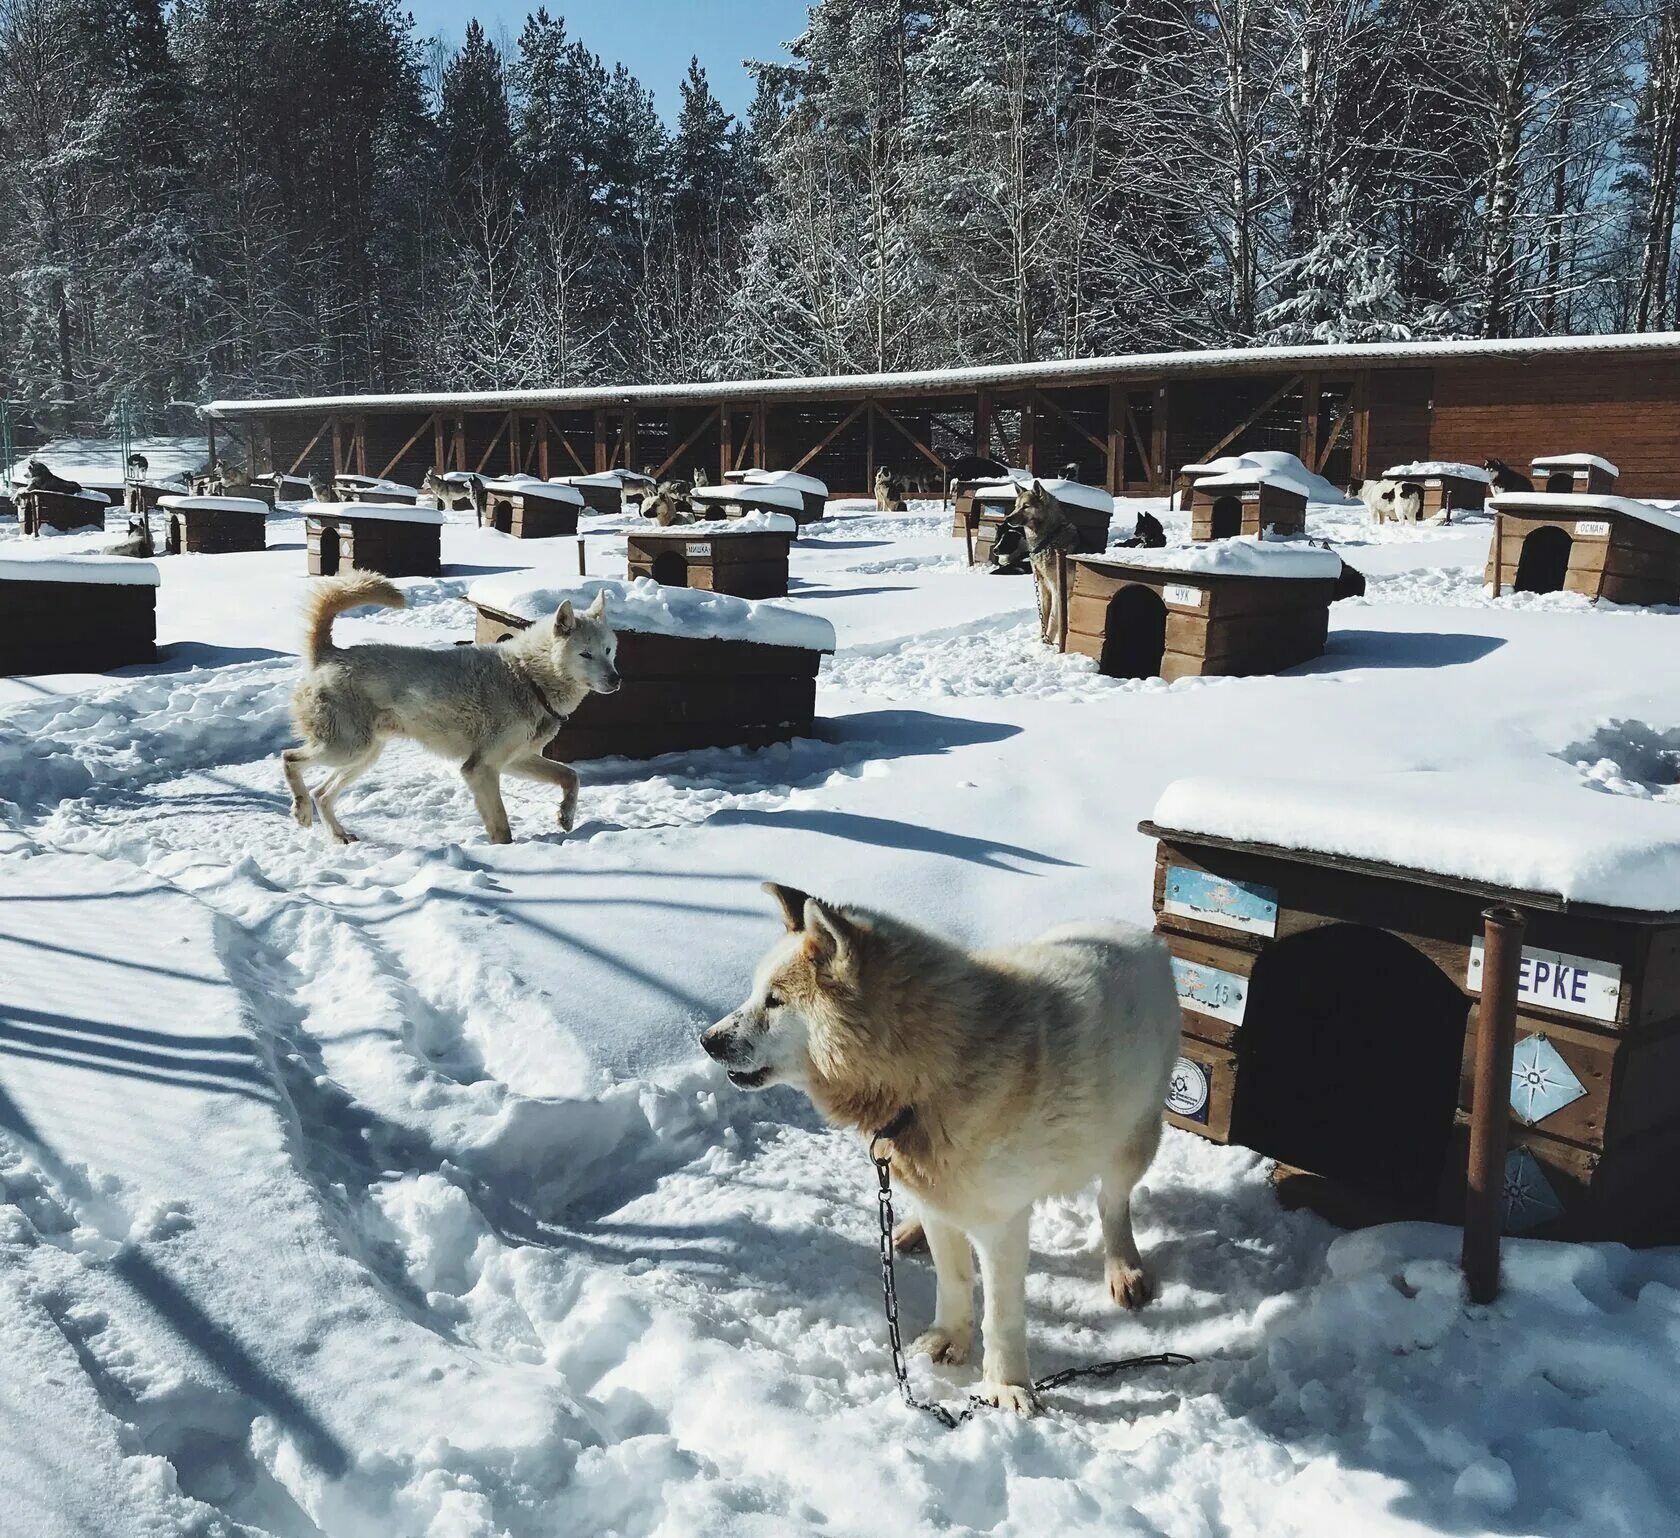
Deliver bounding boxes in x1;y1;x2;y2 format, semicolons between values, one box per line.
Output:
1501;1147;1565;1233
1467;938;1621;1024
1573;520;1610;538
1165;1057;1210;1122
685;542;713;557
1163;583;1205;610
1163;867;1279;937
1170;956;1248;1026
1509;1034;1588;1126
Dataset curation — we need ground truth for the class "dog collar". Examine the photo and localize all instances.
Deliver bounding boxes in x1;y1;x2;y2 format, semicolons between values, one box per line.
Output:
516;666;569;725
870;1104;916;1159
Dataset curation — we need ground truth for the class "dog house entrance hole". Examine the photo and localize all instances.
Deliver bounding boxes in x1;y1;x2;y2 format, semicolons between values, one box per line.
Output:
1210;496;1242;539
490;499;513;534
1100;584;1167;679
1514;524;1572;594
1233;924;1467;1203
317;524;342;576
651;550;689;588
1545;472;1574;494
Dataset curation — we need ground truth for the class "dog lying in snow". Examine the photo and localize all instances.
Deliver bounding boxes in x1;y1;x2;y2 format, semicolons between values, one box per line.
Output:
702;886;1179;1415
283;572;620;845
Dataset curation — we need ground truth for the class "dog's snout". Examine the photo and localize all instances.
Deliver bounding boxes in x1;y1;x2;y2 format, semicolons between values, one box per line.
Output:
700;1021;734;1059
597;669;622;694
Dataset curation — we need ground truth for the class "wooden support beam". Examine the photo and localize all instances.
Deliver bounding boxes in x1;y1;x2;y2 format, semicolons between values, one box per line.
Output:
733;413;753;471
975;388;992;459
287;416;333;476
865;399;877;488
1020;392;1036;474
656;405;723;480
354;413;368;475
474;412;512;474
1300;372;1322;472
1032;387;1106;463
790;400;867;473
871;398;946;471
593;408;608;474
753;401;768;468
1151;385;1169;495
623;408;637;472
509;410;522;474
1350;370;1372;482
536;412;588;475
720;408;732;480
1194;373;1303;466
452;414;466;472
378;412;438;481
330;417;343;474
537;414;549;479
433;414;446;475
1314;402;1354;475
1106;385;1124;493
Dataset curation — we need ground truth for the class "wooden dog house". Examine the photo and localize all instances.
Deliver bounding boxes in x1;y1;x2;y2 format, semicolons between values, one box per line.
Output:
1143;774;1680;1243
480;478;583;538
1531;454;1618;496
333;474;420;505
304;501;442;578
1;553;158;673
1485;493;1680;605
270;473;313;503
966;477;1113;566
691;482;809;524
1060;541;1342;682
1191;470;1308;540
157;495;268;555
738;469;828;523
627;514;797;598
467;574;835;760
1384;461;1490;518
553;471;641;515
17;487;109;535
949;471;1026;537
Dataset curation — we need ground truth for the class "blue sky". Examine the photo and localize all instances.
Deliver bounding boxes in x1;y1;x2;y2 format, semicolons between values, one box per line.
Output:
405;0;811;121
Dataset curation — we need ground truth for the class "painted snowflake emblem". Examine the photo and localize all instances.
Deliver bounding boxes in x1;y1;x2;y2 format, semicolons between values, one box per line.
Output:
1509;1034;1587;1125
1501;1147;1565;1233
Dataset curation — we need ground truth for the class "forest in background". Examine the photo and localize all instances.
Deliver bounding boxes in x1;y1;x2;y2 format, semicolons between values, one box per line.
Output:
1;0;1677;431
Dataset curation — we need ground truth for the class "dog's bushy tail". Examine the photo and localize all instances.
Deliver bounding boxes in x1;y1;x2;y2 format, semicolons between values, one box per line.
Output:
302;570;404;665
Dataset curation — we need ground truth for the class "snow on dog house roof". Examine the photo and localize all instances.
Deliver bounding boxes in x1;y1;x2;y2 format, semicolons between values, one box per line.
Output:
1149;771;1680;914
0;550;160;585
555;470;654;488
1385;461;1492;483
156;495;270;516
1178;451;1356;506
482;477;584;506
334;473;419;496
632;511;798;536
743;469;829;497
1487;491;1680;535
1080;536;1343;580
296;499;444;526
1532;453;1620;476
691;482;807;514
468;574;836;652
972;477;1115;514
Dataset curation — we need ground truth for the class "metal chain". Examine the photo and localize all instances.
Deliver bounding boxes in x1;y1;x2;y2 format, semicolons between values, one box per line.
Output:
872;1151;1194;1427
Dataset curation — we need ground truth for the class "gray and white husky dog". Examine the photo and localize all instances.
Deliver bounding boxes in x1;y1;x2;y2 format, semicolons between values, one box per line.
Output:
704;887;1179;1414
283;572;620;845
1001;480;1080;643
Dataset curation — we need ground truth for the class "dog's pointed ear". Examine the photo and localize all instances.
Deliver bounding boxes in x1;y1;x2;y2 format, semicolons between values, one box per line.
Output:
553;600;577;636
762;881;811;931
802;898;856;970
584;589;607;619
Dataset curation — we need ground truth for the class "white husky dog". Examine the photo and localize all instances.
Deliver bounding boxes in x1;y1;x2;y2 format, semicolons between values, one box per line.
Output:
283;572;620;844
703;885;1180;1414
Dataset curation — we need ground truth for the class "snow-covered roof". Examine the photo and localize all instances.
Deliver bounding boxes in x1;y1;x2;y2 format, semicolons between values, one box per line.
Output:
0;550;160;586
334;474;418;496
691;483;807;514
743;469;828;497
205;331;1680;418
1151;772;1680;913
1179;451;1356;506
12;484;110;505
482;477;584;506
972;477;1115;515
297;499;444;526
555;471;654;489
467;573;835;651
1384;461;1492;483
1079;536;1343;581
156;495;269;516
1487;491;1680;536
1532;453;1619;476
631;511;797;537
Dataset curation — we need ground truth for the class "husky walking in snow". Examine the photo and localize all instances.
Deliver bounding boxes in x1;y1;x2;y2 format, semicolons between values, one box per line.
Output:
283;573;620;845
703;886;1179;1415
1000;480;1079;643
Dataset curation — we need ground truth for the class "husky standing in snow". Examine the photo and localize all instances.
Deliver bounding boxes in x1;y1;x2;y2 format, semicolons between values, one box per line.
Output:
702;885;1179;1415
874;465;907;512
283;573;620;845
1001;480;1080;643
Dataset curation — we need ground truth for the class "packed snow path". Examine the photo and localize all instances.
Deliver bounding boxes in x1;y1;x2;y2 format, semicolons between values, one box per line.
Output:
2;499;1679;1537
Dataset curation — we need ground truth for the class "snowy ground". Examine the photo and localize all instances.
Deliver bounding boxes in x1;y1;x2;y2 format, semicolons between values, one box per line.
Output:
2;492;1678;1537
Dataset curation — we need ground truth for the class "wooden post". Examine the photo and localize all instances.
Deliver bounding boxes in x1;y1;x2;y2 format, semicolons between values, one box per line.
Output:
1300;372;1321;472
207;418;217;470
623;408;637;473
330;417;343;474
355;414;368;475
1151;385;1169;496
537;414;549;479
865;400;877;492
753;400;768;468
593;408;608;474
1350;370;1371;484
1463;904;1525;1304
434;414;446;475
720;408;733;482
509;411;521;474
1020;392;1036;474
975;388;992;461
1106;384;1124;494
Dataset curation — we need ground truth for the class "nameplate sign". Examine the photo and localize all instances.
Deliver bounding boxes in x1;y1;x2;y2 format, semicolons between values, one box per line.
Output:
686;542;713;557
1163;866;1278;937
1573;520;1610;538
1163;584;1205;610
1466;938;1621;1024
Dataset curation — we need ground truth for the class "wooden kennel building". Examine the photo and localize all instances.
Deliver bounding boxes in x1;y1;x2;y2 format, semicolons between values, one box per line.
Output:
1484;493;1680;604
1143;790;1680;1244
1;554;158;674
158;495;268;555
468;576;834;760
1531;453;1618;496
1060;543;1342;681
306;503;442;578
1190;470;1308;540
480;478;583;538
965;477;1113;566
1383;461;1491;518
627;517;797;599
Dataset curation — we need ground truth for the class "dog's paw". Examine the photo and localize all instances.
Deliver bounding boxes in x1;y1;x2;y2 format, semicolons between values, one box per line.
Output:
556;805;575;834
1106;1259;1154;1310
329;828;358;846
291;798;313;828
977;1379;1039;1417
910;1325;971;1366
892;1217;926;1253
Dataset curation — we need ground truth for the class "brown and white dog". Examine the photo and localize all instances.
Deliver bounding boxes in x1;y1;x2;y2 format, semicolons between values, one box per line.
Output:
702;886;1179;1414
